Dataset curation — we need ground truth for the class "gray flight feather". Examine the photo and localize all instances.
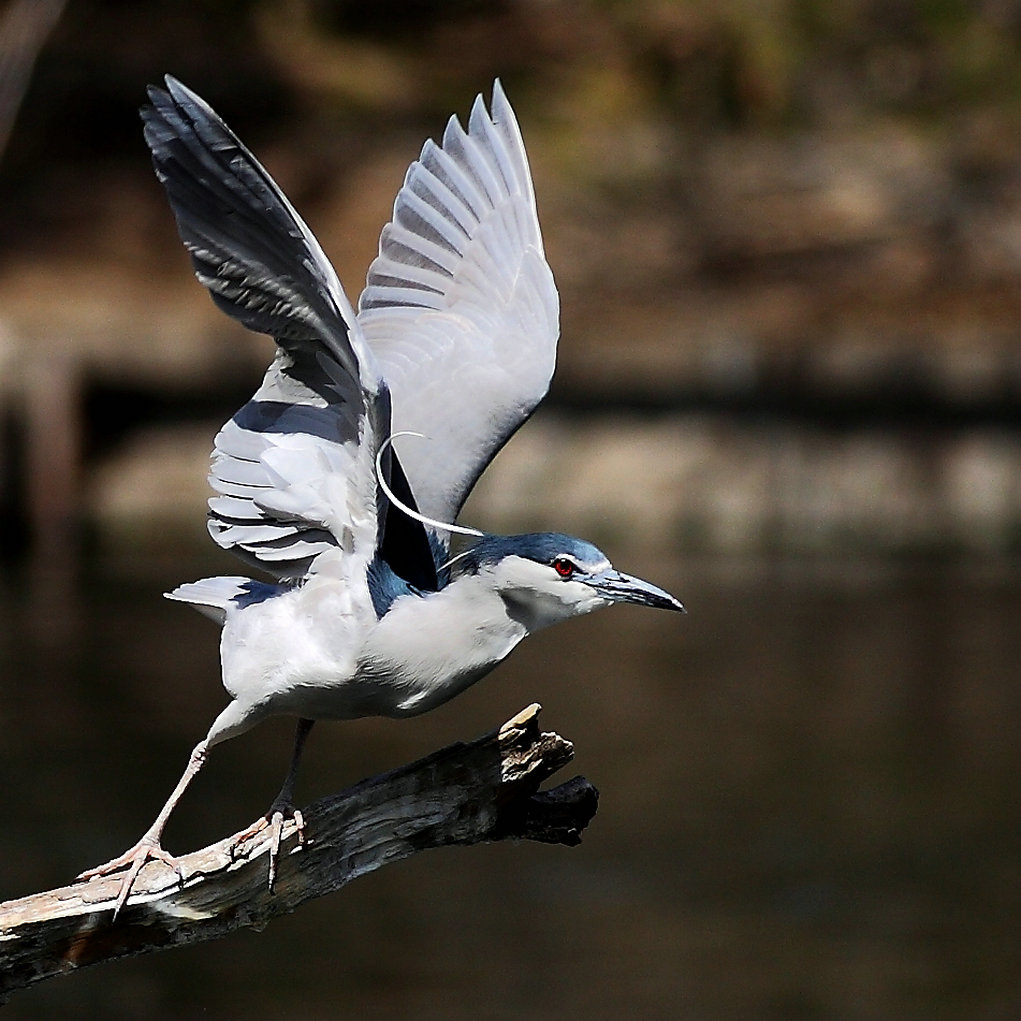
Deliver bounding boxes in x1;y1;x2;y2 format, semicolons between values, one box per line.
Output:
142;76;388;578
358;80;559;527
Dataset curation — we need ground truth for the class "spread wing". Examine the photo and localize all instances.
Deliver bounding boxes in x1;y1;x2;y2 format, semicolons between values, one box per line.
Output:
142;76;390;579
357;80;559;525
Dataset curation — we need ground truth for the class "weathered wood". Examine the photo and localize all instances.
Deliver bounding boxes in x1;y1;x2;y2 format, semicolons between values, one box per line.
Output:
0;704;597;1000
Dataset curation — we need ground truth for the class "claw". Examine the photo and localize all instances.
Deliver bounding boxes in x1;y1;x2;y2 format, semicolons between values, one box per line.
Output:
228;719;313;892
232;803;307;892
266;807;307;892
77;836;185;920
267;810;284;892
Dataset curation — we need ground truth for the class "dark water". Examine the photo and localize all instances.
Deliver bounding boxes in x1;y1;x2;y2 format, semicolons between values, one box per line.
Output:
2;551;1020;1019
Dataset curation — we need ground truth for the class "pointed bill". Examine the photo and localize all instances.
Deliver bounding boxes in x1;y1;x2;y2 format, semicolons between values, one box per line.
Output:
584;570;685;613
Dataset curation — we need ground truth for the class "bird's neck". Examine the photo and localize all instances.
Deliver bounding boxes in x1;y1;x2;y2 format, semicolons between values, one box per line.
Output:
366;556;420;618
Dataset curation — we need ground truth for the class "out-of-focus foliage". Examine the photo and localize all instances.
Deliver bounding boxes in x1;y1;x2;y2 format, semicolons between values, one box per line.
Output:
6;0;1021;556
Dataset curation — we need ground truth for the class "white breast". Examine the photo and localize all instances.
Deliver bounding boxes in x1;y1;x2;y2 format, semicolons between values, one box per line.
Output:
354;571;528;717
218;565;526;723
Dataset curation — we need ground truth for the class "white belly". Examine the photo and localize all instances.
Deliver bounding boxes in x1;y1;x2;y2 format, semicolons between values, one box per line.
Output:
219;570;526;722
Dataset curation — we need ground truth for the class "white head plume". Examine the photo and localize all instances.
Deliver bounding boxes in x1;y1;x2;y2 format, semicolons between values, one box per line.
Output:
375;432;485;539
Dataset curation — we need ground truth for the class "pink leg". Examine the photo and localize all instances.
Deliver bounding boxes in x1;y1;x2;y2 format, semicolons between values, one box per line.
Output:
78;739;209;918
233;718;314;891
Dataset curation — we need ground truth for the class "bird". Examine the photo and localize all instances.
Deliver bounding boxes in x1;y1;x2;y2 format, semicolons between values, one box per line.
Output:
79;76;684;917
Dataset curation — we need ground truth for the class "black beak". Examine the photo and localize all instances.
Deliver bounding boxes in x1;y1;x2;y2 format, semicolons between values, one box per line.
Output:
585;569;685;613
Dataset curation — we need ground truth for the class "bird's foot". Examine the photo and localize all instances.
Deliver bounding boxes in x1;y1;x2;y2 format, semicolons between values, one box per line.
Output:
232;803;306;893
76;834;184;919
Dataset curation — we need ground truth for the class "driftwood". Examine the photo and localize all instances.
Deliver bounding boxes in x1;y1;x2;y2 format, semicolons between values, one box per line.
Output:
0;704;597;1000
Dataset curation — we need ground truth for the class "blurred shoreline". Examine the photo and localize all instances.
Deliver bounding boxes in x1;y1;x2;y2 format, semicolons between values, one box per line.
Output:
5;3;1021;564
79;410;1021;561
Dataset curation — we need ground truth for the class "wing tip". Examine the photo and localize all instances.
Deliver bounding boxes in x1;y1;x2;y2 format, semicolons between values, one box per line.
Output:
491;77;508;113
142;74;191;115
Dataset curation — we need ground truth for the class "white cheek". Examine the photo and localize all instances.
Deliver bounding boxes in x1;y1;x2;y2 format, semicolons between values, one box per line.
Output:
490;556;613;628
536;577;610;621
568;583;611;614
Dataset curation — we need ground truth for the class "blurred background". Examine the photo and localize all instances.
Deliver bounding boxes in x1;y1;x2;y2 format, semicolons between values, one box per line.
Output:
1;1;1020;1017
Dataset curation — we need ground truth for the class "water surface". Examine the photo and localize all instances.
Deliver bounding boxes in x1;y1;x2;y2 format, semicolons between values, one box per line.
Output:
2;553;1019;1019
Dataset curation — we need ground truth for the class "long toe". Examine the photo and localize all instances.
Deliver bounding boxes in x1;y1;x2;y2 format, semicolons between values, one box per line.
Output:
77;853;135;882
79;841;149;881
231;814;270;850
232;802;306;891
267;810;285;893
77;837;184;919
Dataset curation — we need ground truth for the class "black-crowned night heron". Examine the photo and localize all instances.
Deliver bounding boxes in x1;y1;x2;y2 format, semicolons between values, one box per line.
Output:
80;77;684;917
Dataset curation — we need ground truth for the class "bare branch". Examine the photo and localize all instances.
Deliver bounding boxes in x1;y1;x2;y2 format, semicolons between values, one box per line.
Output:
0;704;598;1000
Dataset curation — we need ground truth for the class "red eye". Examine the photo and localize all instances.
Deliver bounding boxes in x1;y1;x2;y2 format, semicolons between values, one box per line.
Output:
553;558;575;578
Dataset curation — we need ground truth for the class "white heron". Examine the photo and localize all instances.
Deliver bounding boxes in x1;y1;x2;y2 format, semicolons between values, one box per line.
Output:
80;77;684;917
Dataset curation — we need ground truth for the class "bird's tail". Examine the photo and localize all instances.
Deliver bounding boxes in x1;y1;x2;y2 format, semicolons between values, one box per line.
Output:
165;576;277;624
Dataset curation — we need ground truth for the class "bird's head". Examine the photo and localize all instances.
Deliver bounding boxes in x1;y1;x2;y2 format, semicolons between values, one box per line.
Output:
455;532;684;633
